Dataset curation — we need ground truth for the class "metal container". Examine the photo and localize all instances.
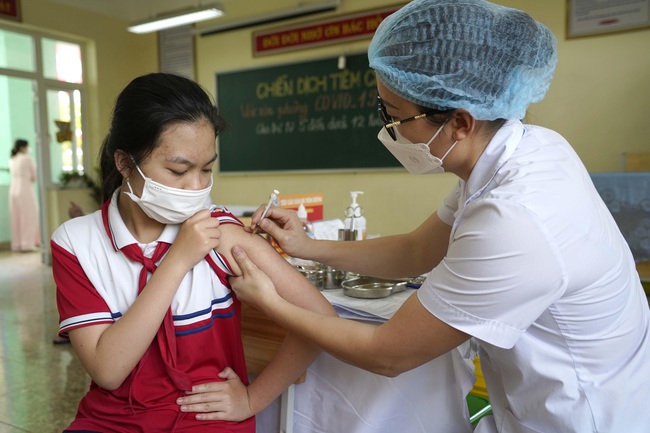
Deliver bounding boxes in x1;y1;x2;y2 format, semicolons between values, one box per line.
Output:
324;266;347;289
296;263;326;290
341;277;408;299
338;228;357;241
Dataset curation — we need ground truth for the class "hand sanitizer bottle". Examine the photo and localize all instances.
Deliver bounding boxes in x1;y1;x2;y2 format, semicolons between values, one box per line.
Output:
343;191;366;240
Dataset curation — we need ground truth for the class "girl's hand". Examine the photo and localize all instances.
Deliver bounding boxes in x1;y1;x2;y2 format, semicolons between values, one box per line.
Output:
177;367;252;421
228;245;280;308
166;210;221;270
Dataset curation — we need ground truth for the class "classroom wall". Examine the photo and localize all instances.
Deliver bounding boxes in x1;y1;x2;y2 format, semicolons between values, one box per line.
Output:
195;0;650;236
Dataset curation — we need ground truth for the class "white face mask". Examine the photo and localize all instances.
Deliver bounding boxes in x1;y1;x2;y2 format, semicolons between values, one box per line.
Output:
123;164;213;225
378;122;458;175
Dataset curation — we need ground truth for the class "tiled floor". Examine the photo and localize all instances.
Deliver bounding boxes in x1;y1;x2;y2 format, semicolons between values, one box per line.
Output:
0;250;88;433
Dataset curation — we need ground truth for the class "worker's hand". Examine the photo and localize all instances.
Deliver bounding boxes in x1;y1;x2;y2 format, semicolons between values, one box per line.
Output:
166;210;221;271
244;205;313;258
177;367;253;421
229;245;280;308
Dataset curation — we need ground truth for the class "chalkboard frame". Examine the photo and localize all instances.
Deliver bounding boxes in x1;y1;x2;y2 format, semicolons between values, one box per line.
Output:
215;53;403;175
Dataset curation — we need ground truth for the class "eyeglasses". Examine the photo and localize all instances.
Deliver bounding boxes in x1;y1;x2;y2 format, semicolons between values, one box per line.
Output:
377;95;439;141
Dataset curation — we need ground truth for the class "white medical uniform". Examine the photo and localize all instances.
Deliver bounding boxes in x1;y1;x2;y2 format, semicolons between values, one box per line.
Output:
418;119;650;432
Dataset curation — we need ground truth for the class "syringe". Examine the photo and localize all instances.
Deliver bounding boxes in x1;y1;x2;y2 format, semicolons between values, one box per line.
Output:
252;189;279;235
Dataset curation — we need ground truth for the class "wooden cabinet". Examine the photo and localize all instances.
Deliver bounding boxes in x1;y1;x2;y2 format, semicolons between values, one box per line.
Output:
240;302;305;383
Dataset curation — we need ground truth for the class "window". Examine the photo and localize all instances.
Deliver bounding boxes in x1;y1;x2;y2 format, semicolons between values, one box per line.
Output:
42;37;83;84
0;28;35;72
0;26;87;187
41;36;85;183
47;89;84;182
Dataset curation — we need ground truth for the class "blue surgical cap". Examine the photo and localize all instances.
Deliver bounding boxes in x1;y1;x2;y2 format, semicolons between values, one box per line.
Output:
368;0;558;120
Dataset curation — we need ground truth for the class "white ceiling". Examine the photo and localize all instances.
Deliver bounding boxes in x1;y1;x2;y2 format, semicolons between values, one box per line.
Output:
44;0;331;25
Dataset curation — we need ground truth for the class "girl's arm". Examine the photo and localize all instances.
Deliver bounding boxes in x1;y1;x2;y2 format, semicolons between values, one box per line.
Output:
221;224;337;414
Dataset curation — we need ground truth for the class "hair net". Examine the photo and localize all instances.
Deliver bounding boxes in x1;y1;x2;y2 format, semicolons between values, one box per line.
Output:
368;0;557;120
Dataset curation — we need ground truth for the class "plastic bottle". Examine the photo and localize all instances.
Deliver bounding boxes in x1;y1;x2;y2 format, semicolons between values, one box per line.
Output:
343;191;366;240
297;202;314;238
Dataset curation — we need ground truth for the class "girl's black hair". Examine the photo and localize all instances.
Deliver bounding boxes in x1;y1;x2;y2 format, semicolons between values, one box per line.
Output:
98;73;225;202
11;139;28;157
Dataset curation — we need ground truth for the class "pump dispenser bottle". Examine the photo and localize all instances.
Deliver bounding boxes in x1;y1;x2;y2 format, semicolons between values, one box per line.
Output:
343;191;366;240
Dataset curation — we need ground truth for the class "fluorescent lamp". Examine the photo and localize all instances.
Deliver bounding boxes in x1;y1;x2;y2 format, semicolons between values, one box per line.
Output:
197;0;340;36
128;4;224;34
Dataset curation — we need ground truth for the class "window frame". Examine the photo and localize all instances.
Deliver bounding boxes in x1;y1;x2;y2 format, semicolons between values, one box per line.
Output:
0;23;89;189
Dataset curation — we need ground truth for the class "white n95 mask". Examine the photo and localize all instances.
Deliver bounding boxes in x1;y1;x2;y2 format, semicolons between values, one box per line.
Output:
377;122;458;175
123;164;212;225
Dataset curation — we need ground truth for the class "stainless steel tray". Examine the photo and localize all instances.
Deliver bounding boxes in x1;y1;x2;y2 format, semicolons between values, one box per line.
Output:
341;277;408;299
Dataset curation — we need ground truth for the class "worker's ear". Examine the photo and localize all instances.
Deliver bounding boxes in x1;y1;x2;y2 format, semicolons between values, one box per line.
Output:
449;109;475;142
114;150;133;180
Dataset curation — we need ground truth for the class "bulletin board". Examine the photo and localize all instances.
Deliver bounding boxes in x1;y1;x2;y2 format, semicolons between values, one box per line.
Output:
566;0;650;38
215;53;401;174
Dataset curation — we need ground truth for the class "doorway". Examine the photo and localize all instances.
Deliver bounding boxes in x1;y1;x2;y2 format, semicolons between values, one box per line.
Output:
0;25;87;264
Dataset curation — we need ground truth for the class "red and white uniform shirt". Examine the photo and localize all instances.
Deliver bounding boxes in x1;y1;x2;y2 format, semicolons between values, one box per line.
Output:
52;191;254;433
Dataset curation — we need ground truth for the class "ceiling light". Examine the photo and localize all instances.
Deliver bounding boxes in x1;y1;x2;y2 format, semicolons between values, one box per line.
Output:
128;3;224;34
197;0;340;36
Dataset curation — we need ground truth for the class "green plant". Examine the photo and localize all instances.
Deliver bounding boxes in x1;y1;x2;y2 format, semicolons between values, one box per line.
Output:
58;170;102;205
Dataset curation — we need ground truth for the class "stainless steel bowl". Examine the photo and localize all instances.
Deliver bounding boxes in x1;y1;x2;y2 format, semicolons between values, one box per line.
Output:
341;277;408;299
296;264;326;290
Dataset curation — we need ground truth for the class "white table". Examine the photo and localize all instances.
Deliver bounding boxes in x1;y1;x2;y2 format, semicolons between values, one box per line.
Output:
251;289;476;433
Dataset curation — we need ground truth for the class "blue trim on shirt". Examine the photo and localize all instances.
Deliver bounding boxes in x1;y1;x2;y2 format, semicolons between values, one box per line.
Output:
173;293;233;321
175;310;236;336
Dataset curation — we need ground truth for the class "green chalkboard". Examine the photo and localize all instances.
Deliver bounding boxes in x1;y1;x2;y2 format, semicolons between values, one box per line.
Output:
215;53;401;173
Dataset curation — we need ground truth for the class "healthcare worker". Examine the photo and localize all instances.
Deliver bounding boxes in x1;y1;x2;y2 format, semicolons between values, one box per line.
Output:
226;1;650;432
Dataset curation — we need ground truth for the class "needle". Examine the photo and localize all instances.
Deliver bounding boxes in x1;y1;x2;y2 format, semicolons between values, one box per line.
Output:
252;189;279;235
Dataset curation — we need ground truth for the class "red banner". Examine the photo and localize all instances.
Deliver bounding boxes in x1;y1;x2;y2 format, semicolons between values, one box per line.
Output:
253;6;399;56
277;193;324;221
0;0;20;21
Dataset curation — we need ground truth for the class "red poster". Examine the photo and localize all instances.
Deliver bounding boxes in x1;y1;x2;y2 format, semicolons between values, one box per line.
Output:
0;0;20;21
277;193;324;221
253;6;399;56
